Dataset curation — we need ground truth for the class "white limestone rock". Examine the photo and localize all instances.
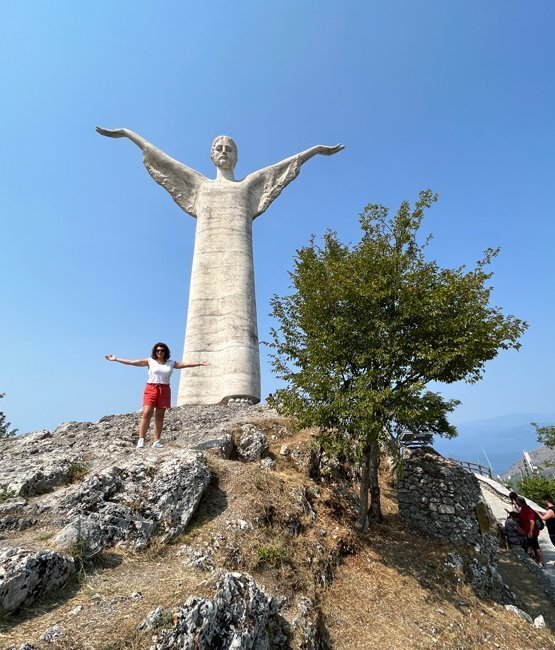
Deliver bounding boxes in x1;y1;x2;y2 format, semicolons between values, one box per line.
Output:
533;614;546;628
53;452;210;554
40;624;65;642
236;424;268;462
505;604;533;624
177;544;215;572
0;547;74;614
139;605;170;631
260;457;276;471
0;405;276;540
292;597;324;650
151;572;288;649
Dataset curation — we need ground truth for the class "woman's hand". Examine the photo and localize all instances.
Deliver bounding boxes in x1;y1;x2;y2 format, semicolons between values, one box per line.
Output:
105;354;117;361
199;361;210;366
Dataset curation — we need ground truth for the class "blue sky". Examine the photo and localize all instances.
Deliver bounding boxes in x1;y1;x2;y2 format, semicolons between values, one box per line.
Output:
1;1;554;437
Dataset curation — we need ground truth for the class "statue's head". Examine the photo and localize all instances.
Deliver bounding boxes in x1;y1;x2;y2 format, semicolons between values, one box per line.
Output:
210;135;238;170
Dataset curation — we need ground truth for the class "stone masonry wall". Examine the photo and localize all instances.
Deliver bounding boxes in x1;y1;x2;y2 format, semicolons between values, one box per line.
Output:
397;448;516;604
397;447;485;546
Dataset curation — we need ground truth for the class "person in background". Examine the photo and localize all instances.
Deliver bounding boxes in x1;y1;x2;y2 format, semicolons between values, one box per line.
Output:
539;494;555;546
105;342;209;448
515;495;546;567
504;511;528;549
508;491;520;510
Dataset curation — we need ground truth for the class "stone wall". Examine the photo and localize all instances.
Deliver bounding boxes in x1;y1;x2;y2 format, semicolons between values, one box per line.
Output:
397;447;488;546
397;448;515;604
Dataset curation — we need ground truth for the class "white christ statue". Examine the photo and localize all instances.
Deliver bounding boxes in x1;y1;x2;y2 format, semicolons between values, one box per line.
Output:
96;127;343;406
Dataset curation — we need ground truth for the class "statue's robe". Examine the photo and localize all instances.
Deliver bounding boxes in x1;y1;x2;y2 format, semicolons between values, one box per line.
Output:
142;145;301;405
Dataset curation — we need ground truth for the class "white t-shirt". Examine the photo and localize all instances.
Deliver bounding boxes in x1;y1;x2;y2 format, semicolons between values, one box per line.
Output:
147;358;175;384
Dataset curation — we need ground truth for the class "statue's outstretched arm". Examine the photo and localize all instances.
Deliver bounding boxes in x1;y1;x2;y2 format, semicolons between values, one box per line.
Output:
254;144;345;175
96;127;151;150
96;126;204;217
248;144;344;219
295;143;345;164
95;126;199;174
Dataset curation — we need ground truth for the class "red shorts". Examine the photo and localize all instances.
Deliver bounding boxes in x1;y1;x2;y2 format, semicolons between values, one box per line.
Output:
143;383;171;409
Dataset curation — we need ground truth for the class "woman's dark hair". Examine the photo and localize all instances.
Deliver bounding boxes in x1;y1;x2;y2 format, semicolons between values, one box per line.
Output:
151;342;170;361
515;496;527;507
543;494;554;504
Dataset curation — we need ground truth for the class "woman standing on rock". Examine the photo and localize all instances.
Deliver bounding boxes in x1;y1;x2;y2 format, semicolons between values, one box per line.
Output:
105;343;209;448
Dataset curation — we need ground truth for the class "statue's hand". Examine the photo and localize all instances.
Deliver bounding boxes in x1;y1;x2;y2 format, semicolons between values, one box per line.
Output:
96;126;127;138
319;144;345;156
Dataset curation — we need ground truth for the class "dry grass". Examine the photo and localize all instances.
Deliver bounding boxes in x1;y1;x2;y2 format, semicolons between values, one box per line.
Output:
2;420;555;649
321;484;555;649
322;545;555;649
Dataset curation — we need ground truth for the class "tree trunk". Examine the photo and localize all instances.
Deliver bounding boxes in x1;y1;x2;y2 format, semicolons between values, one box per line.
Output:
358;447;371;532
367;439;383;522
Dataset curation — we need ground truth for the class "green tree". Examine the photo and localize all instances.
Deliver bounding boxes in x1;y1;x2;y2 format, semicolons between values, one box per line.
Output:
532;421;555;449
516;473;555;504
268;191;527;531
0;393;17;439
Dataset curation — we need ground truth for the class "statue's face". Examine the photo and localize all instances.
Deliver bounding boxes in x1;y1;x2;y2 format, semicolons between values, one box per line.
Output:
211;136;238;170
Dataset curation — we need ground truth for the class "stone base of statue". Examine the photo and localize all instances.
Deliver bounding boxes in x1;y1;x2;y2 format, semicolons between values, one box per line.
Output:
177;342;261;406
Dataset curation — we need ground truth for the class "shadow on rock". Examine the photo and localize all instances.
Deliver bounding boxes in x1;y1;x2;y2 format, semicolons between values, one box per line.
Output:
183;472;229;534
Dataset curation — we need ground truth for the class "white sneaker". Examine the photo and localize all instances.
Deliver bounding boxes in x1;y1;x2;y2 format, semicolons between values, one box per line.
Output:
136;438;145;449
151;440;164;449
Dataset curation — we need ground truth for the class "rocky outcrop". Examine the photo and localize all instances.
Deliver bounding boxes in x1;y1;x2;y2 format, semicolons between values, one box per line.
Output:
291;597;327;650
0;404;278;617
235;423;270;461
0;497;36;532
53;452;210;554
0;405;275;533
0;405;273;499
145;572;289;649
444;535;514;604
0;547;75;614
502;445;555;480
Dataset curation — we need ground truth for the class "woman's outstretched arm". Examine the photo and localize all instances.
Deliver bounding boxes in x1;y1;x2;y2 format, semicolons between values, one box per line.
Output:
173;360;210;369
105;354;148;367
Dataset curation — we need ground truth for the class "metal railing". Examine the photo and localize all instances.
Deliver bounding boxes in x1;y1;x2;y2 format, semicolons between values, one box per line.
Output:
446;458;493;479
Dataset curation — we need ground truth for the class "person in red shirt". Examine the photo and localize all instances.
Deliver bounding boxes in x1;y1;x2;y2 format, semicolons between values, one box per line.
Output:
515;496;545;566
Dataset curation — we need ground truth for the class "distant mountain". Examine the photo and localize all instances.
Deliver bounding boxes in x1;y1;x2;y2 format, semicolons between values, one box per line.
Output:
502;446;555;481
432;413;555;476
